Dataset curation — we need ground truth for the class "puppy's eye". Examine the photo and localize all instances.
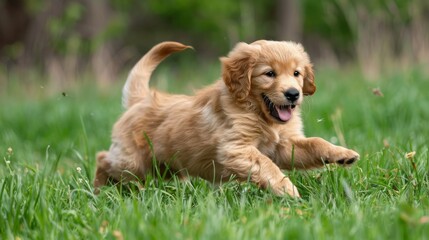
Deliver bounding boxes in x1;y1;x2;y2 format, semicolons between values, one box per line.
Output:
293;71;300;77
265;71;276;78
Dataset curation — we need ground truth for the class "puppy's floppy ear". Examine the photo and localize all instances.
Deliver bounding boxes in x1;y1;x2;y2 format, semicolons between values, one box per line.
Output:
303;64;316;96
221;42;260;101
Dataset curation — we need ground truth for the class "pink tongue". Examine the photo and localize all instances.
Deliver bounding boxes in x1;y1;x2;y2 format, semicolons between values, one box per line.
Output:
276;106;292;121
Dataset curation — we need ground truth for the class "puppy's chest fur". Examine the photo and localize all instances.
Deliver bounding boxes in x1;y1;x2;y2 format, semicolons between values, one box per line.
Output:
257;125;280;152
256;112;304;159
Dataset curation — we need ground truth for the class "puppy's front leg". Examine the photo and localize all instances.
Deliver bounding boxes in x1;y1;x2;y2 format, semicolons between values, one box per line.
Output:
275;137;360;170
221;146;300;197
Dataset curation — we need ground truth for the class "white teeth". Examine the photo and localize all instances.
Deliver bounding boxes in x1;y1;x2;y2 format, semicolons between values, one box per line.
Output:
279;105;291;110
279;105;298;110
263;94;298;111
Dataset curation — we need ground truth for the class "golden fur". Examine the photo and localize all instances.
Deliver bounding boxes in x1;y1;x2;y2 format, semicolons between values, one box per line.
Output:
94;40;359;197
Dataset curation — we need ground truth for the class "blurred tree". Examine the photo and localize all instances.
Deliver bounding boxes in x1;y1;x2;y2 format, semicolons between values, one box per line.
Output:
276;0;302;42
0;0;428;84
0;0;29;62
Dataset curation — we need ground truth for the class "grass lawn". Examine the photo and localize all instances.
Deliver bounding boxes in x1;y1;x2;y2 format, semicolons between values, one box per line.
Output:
1;65;429;239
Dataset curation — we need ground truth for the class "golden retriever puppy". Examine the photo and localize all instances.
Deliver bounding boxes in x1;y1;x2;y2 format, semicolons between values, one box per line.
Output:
94;40;359;197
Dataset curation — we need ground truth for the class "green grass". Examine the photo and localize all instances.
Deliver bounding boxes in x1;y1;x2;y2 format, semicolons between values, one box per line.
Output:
1;66;429;239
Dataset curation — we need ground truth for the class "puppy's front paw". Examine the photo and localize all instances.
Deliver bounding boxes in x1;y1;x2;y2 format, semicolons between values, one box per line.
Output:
272;177;301;198
328;147;360;166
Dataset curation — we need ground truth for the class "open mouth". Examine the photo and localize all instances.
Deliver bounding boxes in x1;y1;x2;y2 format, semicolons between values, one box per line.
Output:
262;94;296;122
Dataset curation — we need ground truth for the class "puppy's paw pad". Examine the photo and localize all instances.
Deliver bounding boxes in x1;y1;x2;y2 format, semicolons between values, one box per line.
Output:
337;159;346;164
336;154;359;166
346;158;357;164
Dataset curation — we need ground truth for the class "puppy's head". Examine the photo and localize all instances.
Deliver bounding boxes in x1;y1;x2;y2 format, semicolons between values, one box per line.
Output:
221;40;315;123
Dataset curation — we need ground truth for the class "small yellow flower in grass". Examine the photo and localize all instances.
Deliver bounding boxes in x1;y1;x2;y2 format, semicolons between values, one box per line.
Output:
113;230;124;240
99;220;109;234
405;151;416;159
383;139;390;148
372;87;384;97
76;167;82;173
7;147;13;154
420;216;429;224
405;151;417;171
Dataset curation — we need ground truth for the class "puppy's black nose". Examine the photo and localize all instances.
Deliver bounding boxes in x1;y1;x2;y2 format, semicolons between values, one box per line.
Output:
285;88;300;102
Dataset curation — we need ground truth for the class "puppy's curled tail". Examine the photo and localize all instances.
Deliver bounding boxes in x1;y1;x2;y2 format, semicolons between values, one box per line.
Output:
122;41;193;108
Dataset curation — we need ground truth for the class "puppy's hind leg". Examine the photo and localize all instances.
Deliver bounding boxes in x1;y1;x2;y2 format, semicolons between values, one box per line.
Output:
93;151;111;193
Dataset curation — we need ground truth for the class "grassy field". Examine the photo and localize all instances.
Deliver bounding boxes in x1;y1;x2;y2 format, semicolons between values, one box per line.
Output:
1;65;429;239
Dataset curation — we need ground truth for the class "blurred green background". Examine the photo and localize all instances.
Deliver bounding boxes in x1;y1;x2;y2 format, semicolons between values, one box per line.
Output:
1;0;428;88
